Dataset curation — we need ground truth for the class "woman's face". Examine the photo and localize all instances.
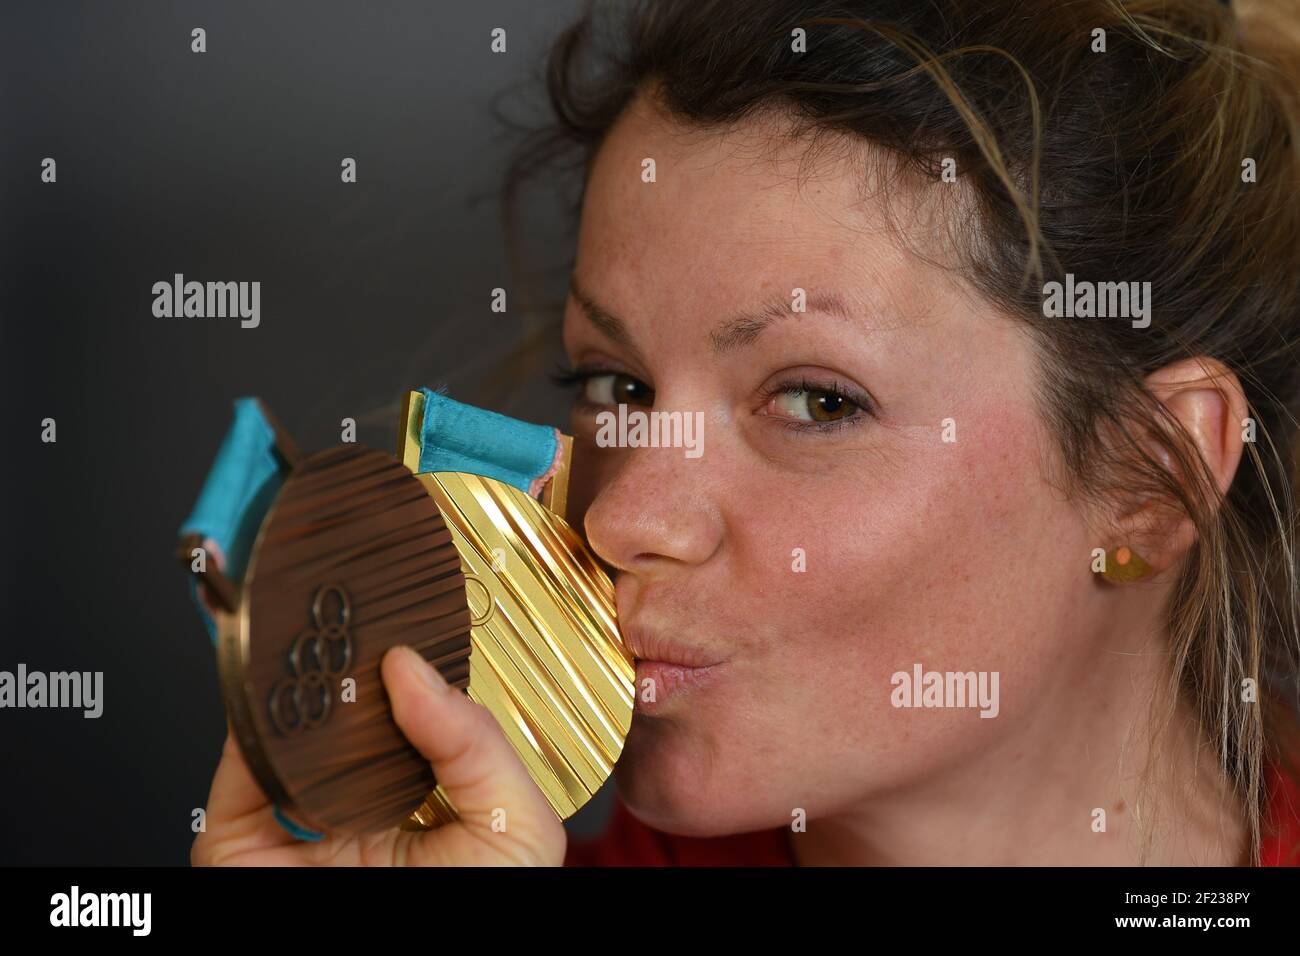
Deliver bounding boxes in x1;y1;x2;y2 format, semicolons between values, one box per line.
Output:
562;92;1104;836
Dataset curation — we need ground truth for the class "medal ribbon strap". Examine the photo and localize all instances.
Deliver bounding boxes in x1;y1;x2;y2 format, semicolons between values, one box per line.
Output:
179;398;291;643
413;388;565;496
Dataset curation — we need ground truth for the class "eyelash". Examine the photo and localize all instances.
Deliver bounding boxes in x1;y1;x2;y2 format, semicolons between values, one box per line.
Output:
550;363;605;391
550;363;643;408
551;364;874;435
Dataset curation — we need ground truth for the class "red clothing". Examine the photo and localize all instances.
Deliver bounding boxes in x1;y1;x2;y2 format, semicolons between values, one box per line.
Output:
566;800;795;866
566;758;1300;866
1260;755;1300;866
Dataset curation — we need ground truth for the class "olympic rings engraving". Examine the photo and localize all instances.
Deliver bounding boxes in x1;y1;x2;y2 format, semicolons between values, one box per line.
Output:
268;584;354;736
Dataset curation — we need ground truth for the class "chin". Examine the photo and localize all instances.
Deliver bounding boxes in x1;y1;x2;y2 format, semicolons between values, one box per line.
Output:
612;720;767;837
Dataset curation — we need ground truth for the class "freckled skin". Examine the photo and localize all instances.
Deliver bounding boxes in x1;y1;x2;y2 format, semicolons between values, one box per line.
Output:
559;92;1232;863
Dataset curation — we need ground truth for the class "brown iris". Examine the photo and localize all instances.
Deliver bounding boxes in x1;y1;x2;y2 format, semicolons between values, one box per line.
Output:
584;372;654;407
806;389;852;421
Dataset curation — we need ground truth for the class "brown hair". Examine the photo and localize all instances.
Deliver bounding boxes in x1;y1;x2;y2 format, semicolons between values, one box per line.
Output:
503;0;1300;863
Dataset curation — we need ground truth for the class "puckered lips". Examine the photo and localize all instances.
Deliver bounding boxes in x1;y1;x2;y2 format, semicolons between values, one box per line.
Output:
623;624;727;713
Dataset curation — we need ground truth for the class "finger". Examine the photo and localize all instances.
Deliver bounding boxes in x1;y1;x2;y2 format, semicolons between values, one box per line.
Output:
203;718;276;825
380;646;555;832
193;719;313;865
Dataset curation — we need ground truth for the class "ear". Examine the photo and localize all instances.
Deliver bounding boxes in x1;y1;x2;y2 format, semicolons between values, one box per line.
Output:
1112;357;1248;578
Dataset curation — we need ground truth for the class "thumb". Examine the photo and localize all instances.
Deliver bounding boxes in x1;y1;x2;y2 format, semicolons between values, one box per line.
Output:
380;645;561;845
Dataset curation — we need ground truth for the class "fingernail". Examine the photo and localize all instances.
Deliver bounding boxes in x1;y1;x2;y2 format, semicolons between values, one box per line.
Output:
402;646;448;694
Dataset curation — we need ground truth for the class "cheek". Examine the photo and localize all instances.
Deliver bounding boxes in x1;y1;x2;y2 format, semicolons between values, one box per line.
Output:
605;398;1093;829
710;401;1090;800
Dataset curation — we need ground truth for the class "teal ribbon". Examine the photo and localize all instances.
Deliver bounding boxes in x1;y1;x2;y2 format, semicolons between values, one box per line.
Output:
273;806;325;842
416;388;560;495
180;399;287;644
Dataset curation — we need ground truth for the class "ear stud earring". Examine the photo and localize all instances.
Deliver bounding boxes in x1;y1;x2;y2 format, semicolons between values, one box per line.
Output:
1101;545;1152;584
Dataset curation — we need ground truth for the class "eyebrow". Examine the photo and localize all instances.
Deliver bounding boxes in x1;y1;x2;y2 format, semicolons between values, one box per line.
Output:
568;277;644;359
568;277;858;356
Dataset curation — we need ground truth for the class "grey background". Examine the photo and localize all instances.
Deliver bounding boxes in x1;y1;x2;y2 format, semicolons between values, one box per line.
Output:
0;0;613;864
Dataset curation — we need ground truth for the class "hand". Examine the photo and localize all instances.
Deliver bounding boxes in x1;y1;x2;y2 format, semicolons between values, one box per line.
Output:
191;645;567;866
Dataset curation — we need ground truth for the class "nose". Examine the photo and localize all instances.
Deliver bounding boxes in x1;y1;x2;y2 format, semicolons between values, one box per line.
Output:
582;442;724;578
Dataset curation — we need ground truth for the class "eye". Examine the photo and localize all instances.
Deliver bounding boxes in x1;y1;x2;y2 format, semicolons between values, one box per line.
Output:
552;365;656;408
767;385;863;423
584;372;653;407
